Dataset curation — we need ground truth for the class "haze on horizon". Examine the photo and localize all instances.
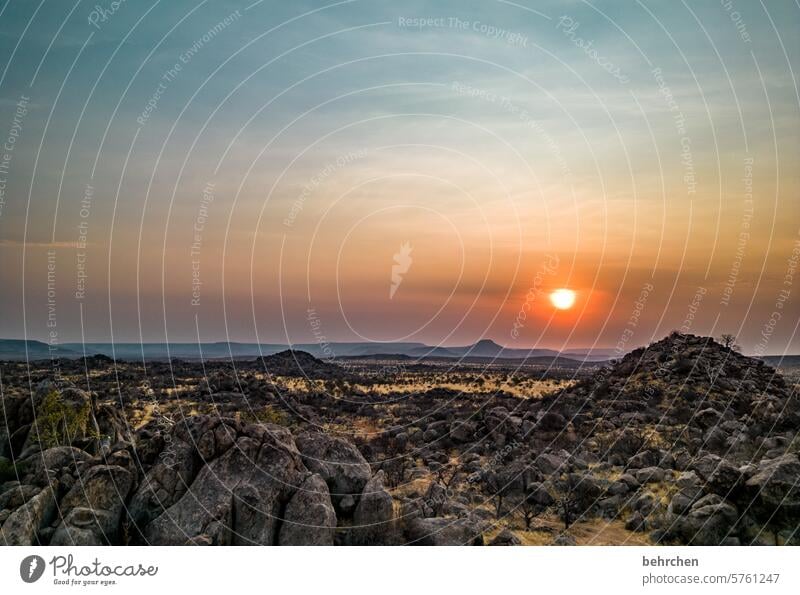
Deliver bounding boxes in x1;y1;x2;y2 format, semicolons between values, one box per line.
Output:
0;0;798;356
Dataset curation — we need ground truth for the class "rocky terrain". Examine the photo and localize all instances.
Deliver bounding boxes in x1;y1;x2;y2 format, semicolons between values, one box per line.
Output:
1;333;798;545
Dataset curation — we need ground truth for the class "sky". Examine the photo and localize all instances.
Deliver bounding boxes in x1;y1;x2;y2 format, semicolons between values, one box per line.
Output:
0;0;798;354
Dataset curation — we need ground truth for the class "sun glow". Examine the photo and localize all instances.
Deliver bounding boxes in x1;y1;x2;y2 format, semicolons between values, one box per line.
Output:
550;288;576;310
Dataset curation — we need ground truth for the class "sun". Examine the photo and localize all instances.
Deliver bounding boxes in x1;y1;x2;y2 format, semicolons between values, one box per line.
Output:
550;288;576;310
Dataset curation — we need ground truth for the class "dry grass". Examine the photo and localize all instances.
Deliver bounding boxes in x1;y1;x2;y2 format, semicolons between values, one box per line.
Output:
514;514;652;546
354;377;570;399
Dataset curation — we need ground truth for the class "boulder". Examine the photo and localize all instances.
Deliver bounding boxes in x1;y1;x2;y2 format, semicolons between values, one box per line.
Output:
681;496;739;545
527;482;555;507
533;453;566;476
552;532;577;545
0;484;57;545
128;441;199;530
692;454;743;495
625;511;647;532
55;464;134;544
50;508;107;546
295;432;371;515
744;454;800;522
450;421;476;443
404;517;484;546
668;492;695;515
569;473;607;511
22;446;91;486
144;424;327;546
536;411;566;432
489;529;521;545
635;467;666;484
627;450;661;470
694;408;722;430
349;471;395;545
0;483;40;511
279;474;337;545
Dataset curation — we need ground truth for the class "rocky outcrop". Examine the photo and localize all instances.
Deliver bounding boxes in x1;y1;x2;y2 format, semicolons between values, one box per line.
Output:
743;454;800;523
295;432;371;515
349;471;395;545
278;474;337;545
0;484;57;545
144;422;310;545
0;413;392;545
51;465;133;545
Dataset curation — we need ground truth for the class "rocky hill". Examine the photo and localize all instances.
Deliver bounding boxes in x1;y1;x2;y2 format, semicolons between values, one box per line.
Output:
252;349;352;380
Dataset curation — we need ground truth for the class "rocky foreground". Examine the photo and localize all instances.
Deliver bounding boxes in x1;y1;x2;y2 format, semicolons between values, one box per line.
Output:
1;333;798;545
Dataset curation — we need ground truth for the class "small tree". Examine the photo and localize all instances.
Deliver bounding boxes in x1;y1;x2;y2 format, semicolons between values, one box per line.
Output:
519;485;552;530
484;470;511;519
719;334;740;352
433;461;460;491
557;461;578;529
35;390;92;448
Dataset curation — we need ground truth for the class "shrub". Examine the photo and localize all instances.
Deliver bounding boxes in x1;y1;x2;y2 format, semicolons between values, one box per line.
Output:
0;456;18;482
35;389;92;448
242;406;291;427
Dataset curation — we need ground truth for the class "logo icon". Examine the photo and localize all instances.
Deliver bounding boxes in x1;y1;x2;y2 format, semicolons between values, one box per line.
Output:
20;555;45;583
390;242;413;299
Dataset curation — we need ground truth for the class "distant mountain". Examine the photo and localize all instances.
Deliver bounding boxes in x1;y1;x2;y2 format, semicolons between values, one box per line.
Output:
0;337;595;362
12;337;783;363
0;339;79;359
447;339;561;359
253;350;349;379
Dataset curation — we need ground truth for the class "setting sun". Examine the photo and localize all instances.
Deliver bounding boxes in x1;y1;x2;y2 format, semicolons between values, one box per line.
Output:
550;288;576;310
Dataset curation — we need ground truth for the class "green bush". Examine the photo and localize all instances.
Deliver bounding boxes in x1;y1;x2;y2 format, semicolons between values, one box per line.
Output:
241;406;291;427
35;389;92;448
0;456;16;482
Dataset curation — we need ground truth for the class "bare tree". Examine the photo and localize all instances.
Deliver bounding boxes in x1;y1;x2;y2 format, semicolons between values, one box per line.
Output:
484;470;511;519
432;460;460;490
519;485;552;530
557;461;578;529
719;333;740;352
